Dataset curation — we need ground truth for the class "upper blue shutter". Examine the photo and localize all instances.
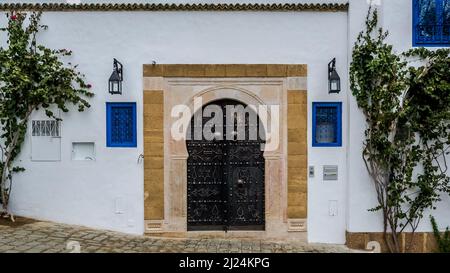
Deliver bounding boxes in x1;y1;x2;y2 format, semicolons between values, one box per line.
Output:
444;0;450;36
413;0;450;46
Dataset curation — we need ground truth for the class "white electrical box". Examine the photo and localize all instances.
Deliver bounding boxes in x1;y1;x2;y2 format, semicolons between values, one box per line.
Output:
329;200;338;216
115;197;125;214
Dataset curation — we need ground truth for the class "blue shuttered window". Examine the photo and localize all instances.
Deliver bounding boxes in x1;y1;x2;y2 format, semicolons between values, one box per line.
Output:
413;0;450;46
312;102;342;147
106;102;137;147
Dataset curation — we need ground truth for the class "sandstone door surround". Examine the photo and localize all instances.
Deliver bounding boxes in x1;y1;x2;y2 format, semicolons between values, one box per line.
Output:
143;64;307;239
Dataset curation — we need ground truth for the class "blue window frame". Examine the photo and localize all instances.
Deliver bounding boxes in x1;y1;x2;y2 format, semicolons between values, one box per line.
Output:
413;0;450;46
312;102;342;147
106;102;137;147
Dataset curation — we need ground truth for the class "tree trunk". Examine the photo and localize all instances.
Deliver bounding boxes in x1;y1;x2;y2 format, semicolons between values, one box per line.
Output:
0;108;33;214
0;134;19;212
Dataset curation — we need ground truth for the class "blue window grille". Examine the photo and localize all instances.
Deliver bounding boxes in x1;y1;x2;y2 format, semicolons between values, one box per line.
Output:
413;0;450;46
106;102;137;147
312;102;342;147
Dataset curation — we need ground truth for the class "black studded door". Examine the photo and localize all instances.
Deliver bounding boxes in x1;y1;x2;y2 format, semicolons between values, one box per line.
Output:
187;99;265;231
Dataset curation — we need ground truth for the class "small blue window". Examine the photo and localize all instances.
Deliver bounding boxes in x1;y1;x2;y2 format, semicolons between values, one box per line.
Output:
312;102;342;147
413;0;450;46
106;102;137;147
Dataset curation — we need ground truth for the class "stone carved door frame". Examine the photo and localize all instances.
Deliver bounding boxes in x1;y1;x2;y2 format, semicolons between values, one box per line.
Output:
143;64;307;239
166;84;283;237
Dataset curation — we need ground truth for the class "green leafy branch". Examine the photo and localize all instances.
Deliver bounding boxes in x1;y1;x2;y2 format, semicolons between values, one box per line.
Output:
0;11;94;217
350;8;450;253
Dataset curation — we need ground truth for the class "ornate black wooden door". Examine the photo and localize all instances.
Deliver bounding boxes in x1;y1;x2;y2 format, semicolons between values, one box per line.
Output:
187;99;265;231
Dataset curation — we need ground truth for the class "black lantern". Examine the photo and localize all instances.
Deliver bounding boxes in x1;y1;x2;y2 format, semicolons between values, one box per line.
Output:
328;58;341;94
109;58;123;95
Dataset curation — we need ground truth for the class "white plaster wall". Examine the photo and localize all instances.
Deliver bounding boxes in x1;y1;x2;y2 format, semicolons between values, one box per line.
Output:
4;0;448;243
0;2;349;243
347;0;450;233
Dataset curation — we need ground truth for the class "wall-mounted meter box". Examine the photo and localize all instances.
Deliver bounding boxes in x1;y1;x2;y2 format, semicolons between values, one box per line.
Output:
323;165;338;181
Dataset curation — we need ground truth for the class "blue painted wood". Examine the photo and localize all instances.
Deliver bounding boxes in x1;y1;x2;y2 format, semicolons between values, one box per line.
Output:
106;102;137;148
413;0;450;46
312;102;342;147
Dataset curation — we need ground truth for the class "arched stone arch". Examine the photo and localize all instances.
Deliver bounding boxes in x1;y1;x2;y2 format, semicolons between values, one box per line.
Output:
171;85;278;160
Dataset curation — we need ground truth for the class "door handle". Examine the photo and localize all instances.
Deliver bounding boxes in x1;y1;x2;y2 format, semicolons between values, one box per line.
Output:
237;179;244;188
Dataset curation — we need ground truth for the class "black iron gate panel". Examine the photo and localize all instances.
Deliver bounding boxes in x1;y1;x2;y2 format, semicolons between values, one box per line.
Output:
187;99;265;231
226;142;265;230
187;142;226;230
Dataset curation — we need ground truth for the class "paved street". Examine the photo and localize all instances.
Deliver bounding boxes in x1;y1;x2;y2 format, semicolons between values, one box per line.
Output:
0;218;354;253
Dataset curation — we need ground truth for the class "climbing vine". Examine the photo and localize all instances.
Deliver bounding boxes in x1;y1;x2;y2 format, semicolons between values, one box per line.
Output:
0;11;93;218
350;8;450;253
430;216;450;252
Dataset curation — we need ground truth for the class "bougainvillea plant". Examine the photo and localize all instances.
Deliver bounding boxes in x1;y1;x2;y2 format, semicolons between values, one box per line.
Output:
0;11;93;219
350;8;450;253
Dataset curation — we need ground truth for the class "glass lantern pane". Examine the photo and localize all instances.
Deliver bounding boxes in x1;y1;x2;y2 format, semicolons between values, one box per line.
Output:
113;82;120;92
331;81;339;91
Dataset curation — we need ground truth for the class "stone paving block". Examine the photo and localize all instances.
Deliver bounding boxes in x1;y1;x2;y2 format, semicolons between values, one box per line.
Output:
0;220;355;253
0;245;13;252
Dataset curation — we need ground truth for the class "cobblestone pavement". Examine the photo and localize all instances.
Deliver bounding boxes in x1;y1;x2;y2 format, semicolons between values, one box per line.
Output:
0;220;355;253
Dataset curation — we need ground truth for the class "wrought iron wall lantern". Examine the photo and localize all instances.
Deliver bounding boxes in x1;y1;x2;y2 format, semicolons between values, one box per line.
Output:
109;58;123;95
328;58;341;94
